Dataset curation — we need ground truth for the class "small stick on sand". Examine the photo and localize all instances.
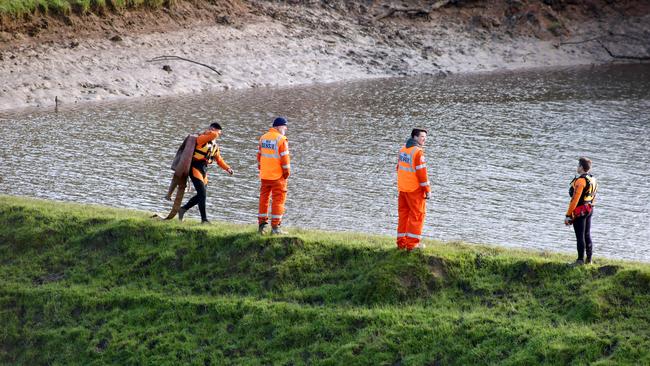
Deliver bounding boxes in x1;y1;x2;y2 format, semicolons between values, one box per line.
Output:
147;55;222;75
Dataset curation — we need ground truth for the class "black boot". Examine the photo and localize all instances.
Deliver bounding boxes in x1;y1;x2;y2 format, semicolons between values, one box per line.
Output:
258;222;268;234
178;207;187;222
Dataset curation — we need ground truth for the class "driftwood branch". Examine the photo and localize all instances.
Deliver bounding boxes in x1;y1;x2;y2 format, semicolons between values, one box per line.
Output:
374;0;450;21
559;36;603;46
147;55;222;75
560;33;647;46
596;39;650;61
559;33;650;60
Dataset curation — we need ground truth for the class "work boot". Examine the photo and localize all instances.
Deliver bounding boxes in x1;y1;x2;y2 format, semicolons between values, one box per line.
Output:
178;207;187;222
271;226;285;235
414;243;426;250
258;222;268;235
570;259;585;267
585;257;593;265
201;220;211;225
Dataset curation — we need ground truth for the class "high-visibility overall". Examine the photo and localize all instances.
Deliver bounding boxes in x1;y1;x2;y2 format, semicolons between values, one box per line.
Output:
257;128;290;227
396;145;430;250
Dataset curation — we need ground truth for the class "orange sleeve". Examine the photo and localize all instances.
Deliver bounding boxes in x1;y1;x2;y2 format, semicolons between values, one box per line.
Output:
566;178;585;217
279;138;290;176
214;148;230;171
414;149;431;193
196;130;218;147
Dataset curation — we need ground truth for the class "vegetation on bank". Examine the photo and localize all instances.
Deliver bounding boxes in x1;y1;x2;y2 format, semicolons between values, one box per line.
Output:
1;195;649;365
0;0;174;19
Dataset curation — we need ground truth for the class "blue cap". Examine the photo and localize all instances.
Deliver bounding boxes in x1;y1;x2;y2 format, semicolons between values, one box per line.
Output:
272;117;288;127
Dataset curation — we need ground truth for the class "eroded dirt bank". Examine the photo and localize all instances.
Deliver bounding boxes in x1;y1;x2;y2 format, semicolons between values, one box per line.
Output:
0;0;649;112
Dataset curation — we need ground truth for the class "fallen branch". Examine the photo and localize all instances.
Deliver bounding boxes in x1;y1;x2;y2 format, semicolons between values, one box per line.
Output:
596;39;650;61
558;33;650;60
147;55;222;75
560;33;647;46
559;36;603;46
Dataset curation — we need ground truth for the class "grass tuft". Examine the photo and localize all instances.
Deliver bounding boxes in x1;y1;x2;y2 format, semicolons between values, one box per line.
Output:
0;0;172;18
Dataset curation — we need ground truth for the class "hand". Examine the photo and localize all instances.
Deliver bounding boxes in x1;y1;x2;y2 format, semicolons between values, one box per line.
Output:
227;168;234;176
564;216;572;226
424;192;430;200
282;172;290;180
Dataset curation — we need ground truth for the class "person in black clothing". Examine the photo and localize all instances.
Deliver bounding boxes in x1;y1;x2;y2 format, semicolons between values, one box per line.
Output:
565;157;598;265
178;123;234;224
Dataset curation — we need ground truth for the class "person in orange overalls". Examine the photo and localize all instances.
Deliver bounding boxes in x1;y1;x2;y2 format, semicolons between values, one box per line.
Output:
396;128;431;250
178;122;234;224
565;157;598;265
257;117;290;235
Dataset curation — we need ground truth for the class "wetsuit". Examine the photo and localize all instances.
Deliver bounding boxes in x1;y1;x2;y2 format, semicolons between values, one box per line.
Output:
181;130;230;222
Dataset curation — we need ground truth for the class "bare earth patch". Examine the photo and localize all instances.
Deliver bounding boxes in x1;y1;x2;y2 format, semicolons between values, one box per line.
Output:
0;0;648;111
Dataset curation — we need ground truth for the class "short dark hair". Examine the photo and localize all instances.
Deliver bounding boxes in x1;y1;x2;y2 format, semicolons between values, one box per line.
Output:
411;128;427;138
210;122;222;130
578;157;592;172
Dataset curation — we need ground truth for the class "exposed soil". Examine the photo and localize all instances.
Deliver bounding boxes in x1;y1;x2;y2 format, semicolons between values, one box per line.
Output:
0;0;649;111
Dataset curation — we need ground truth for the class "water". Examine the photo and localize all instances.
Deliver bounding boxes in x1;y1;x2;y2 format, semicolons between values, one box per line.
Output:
1;64;649;261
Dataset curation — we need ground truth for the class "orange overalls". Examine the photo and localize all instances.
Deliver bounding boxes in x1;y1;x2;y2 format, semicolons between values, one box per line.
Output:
396;144;430;250
257;128;290;228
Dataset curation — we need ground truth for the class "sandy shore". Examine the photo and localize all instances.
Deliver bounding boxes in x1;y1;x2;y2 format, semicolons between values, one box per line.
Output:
0;1;649;112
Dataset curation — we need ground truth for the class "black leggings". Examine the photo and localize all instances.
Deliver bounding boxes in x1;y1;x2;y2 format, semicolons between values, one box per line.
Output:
182;176;208;222
573;212;593;260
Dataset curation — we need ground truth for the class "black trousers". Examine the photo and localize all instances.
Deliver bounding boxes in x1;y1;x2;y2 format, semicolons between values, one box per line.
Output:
182;176;208;222
573;212;593;261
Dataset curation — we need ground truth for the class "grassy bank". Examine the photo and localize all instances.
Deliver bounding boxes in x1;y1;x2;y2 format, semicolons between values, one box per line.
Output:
1;195;649;365
0;0;173;18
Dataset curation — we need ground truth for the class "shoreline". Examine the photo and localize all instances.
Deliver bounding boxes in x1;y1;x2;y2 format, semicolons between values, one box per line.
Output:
0;62;633;116
1;2;649;112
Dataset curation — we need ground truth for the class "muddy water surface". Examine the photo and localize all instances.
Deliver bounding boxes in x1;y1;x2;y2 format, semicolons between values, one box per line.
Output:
1;64;649;260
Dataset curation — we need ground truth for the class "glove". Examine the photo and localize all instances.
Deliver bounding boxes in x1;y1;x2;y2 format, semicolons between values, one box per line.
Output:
564;216;572;226
424;192;431;200
282;171;290;179
227;168;234;175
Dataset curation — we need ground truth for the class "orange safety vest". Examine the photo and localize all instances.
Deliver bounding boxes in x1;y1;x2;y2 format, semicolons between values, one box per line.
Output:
397;145;426;192
259;129;288;180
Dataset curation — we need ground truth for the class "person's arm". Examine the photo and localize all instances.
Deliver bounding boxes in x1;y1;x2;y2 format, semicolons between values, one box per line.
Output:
214;147;232;174
279;138;290;179
566;178;586;217
414;149;431;196
196;130;218;147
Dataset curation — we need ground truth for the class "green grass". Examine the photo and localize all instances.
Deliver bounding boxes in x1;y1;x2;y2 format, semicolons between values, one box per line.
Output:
0;0;171;18
1;195;649;365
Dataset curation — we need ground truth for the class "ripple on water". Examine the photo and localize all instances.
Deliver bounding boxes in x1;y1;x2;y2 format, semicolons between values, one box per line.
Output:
1;64;649;260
